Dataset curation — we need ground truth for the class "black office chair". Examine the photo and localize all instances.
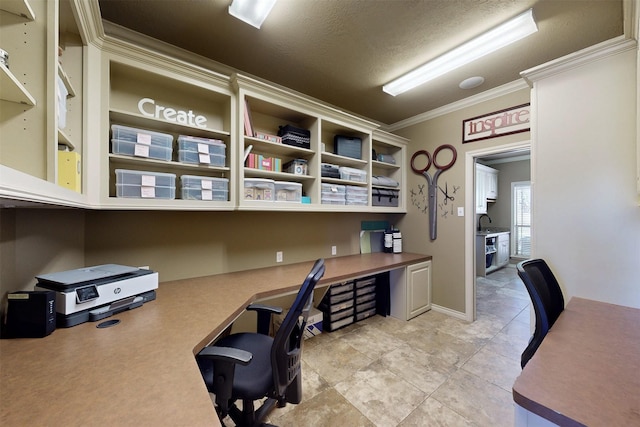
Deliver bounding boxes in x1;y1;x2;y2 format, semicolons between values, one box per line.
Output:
197;259;325;427
516;259;565;368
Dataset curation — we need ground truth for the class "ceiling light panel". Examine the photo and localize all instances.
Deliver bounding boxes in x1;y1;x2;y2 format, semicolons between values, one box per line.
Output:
228;0;277;29
383;9;537;96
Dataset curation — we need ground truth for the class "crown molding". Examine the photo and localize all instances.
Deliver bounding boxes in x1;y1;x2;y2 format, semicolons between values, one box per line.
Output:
521;36;637;85
384;79;529;132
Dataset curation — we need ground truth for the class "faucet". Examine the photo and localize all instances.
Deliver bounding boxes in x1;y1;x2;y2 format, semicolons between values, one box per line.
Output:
477;214;492;231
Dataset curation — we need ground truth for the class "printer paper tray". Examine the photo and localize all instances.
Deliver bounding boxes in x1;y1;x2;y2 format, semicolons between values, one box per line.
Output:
57;290;156;327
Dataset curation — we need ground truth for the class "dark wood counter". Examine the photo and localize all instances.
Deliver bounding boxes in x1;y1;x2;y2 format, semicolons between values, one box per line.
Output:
0;252;431;426
512;297;640;426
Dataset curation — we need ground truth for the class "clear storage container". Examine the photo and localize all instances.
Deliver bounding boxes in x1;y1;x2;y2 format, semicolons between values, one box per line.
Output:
115;170;176;199
321;183;346;193
346;194;368;206
244;178;275;201
111;139;172;161
177;135;226;156
274;181;302;202
345;185;368;205
180;175;229;201
339;166;367;183
178;150;225;166
111;124;173;147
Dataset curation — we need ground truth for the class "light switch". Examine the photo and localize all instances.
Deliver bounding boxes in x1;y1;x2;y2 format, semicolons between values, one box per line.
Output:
457;207;464;216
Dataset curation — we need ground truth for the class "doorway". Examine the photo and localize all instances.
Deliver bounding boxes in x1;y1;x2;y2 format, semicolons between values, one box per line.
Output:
463;141;531;322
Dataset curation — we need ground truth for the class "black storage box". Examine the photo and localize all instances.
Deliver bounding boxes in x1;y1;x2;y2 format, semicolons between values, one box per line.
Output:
278;125;310;149
334;135;362;159
3;291;56;338
321;163;340;178
372;188;399;207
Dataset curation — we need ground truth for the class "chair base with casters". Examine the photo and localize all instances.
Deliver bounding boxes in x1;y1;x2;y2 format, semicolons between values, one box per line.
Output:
516;258;565;368
197;259;325;427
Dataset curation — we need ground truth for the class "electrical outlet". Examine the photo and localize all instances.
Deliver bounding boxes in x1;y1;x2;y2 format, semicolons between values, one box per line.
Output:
276;251;283;263
331;246;337;256
457;207;464;217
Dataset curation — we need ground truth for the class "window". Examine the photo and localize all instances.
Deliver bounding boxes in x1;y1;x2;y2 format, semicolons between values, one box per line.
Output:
512;181;531;257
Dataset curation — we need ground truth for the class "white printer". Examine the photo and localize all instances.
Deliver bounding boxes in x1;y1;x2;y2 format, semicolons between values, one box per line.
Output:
35;264;158;327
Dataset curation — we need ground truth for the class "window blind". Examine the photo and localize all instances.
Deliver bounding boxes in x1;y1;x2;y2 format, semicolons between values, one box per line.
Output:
513;182;531;257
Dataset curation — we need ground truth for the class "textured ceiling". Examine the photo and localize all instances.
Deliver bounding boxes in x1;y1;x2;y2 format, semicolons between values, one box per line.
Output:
97;0;624;125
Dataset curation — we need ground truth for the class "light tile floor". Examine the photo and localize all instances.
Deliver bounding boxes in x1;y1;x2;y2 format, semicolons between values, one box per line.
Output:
222;264;532;427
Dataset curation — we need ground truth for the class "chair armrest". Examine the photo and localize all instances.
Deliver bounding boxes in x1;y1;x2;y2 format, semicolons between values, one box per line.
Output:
198;346;252;365
197;346;252;413
247;303;283;335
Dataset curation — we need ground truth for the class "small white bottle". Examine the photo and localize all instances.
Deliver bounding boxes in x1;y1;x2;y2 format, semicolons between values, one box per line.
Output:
392;228;402;253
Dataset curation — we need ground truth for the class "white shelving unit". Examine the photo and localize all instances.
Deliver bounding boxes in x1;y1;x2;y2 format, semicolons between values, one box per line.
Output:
0;0;35;20
1;1;408;212
102;56;235;210
0;63;36;105
234;73;406;212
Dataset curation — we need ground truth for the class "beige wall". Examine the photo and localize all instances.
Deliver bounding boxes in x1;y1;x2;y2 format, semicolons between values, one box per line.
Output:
531;45;639;308
0;208;85;298
0;208;401;301
395;89;531;313
84;210;401;282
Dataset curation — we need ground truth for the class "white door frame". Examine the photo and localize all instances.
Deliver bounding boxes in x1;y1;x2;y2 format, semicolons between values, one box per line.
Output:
464;140;531;322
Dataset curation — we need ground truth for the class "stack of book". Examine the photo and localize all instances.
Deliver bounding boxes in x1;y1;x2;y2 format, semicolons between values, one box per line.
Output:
244;100;281;143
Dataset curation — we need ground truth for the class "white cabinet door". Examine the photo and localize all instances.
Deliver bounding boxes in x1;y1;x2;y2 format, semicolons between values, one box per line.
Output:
476;164;499;211
497;233;510;267
389;260;432;321
407;260;431;319
475;167;487;214
486;168;498;200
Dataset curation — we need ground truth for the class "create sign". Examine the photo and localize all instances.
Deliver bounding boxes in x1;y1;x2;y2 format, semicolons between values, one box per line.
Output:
462;103;530;143
137;97;208;128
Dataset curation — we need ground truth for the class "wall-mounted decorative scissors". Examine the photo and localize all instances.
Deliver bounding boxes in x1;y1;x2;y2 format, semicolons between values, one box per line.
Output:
439;183;454;205
410;144;457;240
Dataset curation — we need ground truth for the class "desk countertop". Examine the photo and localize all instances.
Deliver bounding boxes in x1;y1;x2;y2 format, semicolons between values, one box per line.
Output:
512;297;640;426
0;252;431;426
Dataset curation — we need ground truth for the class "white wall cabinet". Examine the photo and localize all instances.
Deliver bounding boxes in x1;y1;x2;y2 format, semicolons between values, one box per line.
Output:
475;164;498;214
389;260;432;320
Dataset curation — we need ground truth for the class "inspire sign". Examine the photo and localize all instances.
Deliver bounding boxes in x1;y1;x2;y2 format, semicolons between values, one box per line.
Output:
462;103;530;143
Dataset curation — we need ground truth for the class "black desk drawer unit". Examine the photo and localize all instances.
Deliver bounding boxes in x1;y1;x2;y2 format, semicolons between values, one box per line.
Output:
354;277;377;322
320;276;378;332
320;281;355;331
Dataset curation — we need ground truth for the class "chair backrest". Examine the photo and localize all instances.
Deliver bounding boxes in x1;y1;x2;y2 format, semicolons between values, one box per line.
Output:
271;259;325;397
517;259;565;367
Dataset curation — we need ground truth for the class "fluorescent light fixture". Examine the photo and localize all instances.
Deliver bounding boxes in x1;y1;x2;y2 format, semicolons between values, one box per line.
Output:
383;9;537;96
228;0;277;29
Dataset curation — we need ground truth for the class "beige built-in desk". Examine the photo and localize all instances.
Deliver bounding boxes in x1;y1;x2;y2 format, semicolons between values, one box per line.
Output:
0;252;430;426
513;297;640;426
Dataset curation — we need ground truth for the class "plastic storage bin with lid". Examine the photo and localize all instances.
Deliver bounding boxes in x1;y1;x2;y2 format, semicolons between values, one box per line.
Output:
180;175;229;201
321;183;346;205
345;185;368;206
339;166;367;183
244;178;275;201
111;124;173;161
115;169;176;199
177;135;226;167
275;181;302;203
